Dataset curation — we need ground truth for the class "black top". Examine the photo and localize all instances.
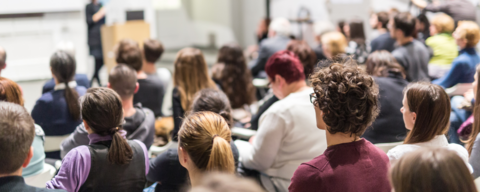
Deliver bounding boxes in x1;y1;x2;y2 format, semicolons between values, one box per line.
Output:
362;72;408;143
123;104;146;135
0;176;66;192
79;140;146;192
250;95;279;131
392;40;430;82
147;141;240;192
370;33;396;53
172;87;184;142
85;3;105;48
134;74;166;118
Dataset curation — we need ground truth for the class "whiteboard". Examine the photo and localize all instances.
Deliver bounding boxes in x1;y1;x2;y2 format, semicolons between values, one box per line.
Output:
0;0;85;14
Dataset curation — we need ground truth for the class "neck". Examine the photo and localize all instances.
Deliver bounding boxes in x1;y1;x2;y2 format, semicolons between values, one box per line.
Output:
123;97;136;118
377;28;387;34
137;71;148;80
325;131;360;147
397;36;414;46
188;169;203;188
142;62;157;74
286;80;308;95
0;169;22;178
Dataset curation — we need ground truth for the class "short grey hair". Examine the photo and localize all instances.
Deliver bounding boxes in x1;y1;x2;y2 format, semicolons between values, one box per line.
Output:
269;18;291;37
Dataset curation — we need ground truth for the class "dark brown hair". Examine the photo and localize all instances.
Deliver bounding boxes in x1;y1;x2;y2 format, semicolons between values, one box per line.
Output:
403;82;450;144
0;77;24;106
365;50;405;78
390;147;476;192
190;88;233;128
0;47;5;69
0;101;35;174
348;19;366;45
214;43;256;109
143;39;164;63
393;12;417;37
179;112;235;174
311;61;379;136
376;11;389;29
286;40;317;78
81;87;133;164
115;39;143;71
108;64;137;100
50;51;81;120
466;65;480;154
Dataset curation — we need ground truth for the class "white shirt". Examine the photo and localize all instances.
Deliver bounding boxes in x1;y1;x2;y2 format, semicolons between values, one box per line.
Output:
54;81;77;91
238;88;327;181
387;135;472;172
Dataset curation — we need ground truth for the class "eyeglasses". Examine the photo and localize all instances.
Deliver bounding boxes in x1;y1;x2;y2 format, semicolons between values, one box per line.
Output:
310;93;317;104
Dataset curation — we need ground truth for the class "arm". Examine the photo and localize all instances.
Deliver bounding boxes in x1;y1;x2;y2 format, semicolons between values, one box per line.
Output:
241;112;285;171
423;0;448;12
432;60;467;88
60;123;90;158
46;146;91;192
172;88;184;141
411;0;428;9
31;99;49;129
288;164;321;192
134;140;150;175
250;44;270;77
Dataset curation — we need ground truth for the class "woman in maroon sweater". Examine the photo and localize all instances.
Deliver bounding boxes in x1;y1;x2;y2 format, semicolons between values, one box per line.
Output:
289;61;391;192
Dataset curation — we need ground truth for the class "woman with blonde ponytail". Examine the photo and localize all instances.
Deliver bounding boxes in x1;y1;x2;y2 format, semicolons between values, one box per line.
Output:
178;111;235;186
47;88;149;192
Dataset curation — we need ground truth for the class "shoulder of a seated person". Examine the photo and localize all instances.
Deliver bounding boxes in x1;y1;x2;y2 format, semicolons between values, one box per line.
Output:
387;144;417;159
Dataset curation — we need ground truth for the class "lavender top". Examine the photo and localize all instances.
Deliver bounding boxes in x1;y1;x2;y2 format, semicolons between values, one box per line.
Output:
46;131;149;192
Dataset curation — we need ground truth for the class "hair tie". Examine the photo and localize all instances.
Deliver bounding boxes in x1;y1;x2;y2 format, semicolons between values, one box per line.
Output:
212;134;219;144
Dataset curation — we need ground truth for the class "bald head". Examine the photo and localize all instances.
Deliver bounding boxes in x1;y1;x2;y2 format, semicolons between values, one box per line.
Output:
0;46;6;71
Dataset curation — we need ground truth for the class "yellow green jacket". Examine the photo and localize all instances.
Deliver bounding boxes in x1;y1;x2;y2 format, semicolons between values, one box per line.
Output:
425;33;458;66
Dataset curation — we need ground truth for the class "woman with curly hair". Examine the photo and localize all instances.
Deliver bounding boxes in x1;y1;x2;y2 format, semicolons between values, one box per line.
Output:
289;61;391;192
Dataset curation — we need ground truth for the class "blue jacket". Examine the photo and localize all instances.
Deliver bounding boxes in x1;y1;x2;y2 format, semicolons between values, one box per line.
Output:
433;48;480;88
32;86;87;136
42;74;90;94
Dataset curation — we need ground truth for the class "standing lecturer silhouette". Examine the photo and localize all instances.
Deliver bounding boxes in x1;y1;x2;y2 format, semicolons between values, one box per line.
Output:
86;0;108;86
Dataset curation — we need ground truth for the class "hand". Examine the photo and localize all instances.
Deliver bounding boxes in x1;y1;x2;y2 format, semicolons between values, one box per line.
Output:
92;7;106;23
411;0;428;9
464;89;475;102
249;135;256;144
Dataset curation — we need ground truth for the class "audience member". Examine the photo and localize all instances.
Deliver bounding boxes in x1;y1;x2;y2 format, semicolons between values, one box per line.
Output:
237;51;327;191
256;18;271;44
321;31;348;61
31;51;86;159
344;19;369;64
336;20;347;37
287;40;317;79
86;0;106;86
415;14;431;43
177;112;235;188
426;14;458;79
116;39;166;118
172;48;217;141
0;77;46;177
250;18;291;78
390;147;476;192
313;21;335;61
411;0;477;25
466;65;480;177
147;89;240;192
47;88;149;191
190;173;265;192
389;12;430;82
387;83;470;169
0;102;65;192
0;46;6;75
433;21;480;88
289;62;391;192
212;43;256;124
142;39;165;75
362;51;408;143
60;64;156;157
370;11;396;52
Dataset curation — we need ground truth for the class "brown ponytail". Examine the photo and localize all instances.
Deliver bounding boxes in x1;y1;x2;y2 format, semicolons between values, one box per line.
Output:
179;111;235;174
50;51;80;120
81;87;133;164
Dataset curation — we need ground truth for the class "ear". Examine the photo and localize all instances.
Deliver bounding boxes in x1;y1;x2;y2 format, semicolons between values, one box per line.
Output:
178;147;189;169
107;82;111;88
83;120;94;134
1;63;5;70
22;147;34;168
134;82;139;94
412;112;417;122
274;74;286;86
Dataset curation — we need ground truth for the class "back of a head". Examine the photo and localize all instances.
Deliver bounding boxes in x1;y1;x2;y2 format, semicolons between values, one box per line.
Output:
190;88;233;128
265;50;305;84
365;50;405;78
216;43;256;109
178;111;235;174
190;173;265;192
310;61;379;136
108;64;137;100
115;39;143;71
432;14;455;34
50;50;80;120
81;87;133;164
0;101;35;175
174;47;215;111
0;46;6;69
376;11;389;29
390;147;476;192
0;77;24;106
143;39;164;63
269;18;291;37
314;21;335;37
404;82;450;144
349;19;366;44
456;21;480;48
393;12;416;37
287;40;317;78
321;31;347;58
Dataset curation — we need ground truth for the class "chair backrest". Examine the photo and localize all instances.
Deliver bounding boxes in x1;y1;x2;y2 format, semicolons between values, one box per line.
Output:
446;83;473;96
475;177;480;192
44;135;70;152
375;141;404;153
24;163;57;188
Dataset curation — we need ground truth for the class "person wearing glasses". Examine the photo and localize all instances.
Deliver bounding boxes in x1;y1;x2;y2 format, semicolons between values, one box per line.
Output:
236;50;327;192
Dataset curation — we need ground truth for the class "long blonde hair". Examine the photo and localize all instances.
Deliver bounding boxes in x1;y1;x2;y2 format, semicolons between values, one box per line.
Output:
178;111;235;174
174;48;217;111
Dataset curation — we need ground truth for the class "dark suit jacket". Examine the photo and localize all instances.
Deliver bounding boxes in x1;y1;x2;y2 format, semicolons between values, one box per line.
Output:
250;35;291;77
42;74;90;94
0;176;66;192
86;3;105;58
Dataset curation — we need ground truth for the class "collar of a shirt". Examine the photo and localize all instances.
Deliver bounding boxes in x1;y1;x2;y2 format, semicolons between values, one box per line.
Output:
54;81;77;91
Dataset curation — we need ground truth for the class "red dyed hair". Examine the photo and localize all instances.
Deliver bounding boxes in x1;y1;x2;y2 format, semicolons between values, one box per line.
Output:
265;50;305;83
